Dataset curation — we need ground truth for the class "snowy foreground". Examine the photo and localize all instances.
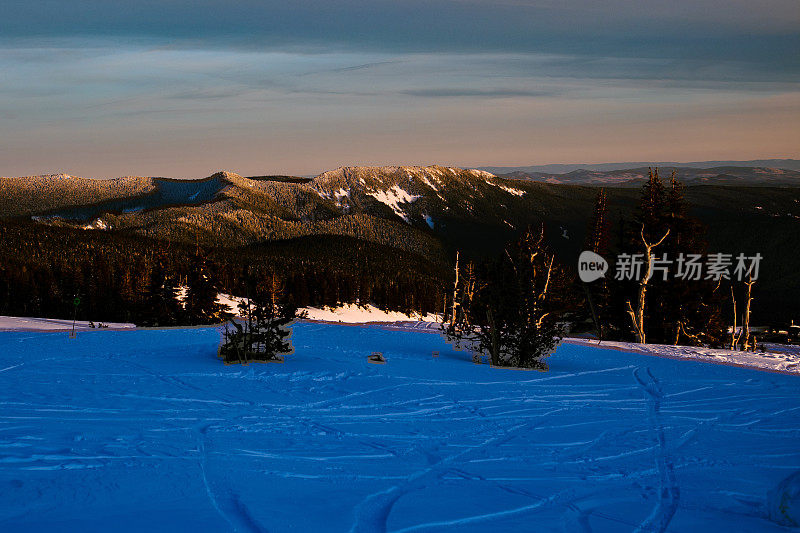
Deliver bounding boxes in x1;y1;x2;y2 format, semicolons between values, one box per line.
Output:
1;323;799;532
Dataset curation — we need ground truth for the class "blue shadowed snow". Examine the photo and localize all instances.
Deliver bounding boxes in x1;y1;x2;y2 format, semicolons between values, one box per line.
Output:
0;322;799;532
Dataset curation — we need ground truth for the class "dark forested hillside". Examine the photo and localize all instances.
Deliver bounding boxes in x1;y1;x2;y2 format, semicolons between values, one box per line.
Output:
0;221;447;324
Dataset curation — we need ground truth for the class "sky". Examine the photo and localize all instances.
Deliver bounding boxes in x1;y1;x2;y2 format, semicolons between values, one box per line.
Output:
1;1;798;178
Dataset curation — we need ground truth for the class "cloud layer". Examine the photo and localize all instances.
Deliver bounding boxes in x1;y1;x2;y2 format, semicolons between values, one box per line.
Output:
1;1;797;177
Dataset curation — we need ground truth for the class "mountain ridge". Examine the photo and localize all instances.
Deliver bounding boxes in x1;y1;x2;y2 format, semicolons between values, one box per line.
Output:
2;165;800;321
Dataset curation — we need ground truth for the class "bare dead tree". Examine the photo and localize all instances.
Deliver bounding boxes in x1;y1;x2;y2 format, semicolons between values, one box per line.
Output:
462;261;477;327
626;225;670;344
676;279;722;346
535;256;555;330
730;285;741;350
729;276;756;351
450;251;460;327
678;321;703;344
742;276;755;351
269;272;283;311
505;224;554;332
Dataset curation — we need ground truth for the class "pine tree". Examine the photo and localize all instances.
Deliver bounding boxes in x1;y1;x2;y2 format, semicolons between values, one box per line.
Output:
139;255;182;327
583;188;611;339
610;169;726;346
608;168;671;343
475;225;567;369
637;168;669;241
661;173;726;345
184;251;228;325
586;188;610;256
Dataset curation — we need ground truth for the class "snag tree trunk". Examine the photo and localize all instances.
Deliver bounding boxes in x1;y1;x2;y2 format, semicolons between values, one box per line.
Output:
742;277;755;351
626;226;670;344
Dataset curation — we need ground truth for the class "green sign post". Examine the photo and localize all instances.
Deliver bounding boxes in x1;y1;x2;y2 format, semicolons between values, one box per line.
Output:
70;296;80;339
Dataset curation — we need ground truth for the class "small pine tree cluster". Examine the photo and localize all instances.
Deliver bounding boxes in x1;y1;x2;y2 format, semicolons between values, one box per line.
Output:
219;273;304;364
582;188;611;340
443;226;568;370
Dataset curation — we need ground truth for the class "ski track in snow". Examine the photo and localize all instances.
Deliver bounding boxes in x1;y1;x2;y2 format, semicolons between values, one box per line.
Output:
0;324;798;532
632;367;680;533
199;426;265;533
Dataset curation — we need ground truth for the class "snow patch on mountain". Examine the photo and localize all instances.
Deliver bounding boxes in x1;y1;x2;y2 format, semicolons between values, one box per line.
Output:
419;175;440;191
83;218;111;231
467;169;496;179
367;185;421;223
323;187;352;210
486;178;526;196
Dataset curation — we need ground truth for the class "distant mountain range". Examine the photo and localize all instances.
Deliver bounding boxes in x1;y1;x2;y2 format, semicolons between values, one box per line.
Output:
478;159;800;175
494;165;800;187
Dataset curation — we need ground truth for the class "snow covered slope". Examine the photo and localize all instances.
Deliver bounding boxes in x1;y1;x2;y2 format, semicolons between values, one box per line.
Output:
567;337;800;375
0;316;135;331
309;165;530;228
302;304;438;324
0;324;798;531
217;296;439;323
